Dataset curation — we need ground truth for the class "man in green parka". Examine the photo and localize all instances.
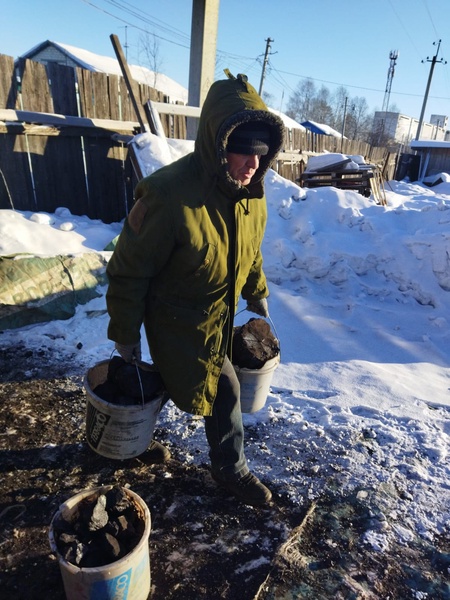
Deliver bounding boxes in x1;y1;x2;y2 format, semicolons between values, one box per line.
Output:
106;71;285;506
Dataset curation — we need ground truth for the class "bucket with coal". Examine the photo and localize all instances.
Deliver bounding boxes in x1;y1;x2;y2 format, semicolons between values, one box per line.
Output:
232;317;280;413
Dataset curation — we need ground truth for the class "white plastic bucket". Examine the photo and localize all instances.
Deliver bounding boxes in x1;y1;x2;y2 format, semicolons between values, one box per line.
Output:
49;486;151;600
234;353;280;413
84;360;163;460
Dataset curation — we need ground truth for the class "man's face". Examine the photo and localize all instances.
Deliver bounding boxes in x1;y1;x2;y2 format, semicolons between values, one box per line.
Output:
226;153;260;186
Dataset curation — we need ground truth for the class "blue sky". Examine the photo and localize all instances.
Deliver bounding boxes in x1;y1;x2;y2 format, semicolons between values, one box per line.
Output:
3;0;450;122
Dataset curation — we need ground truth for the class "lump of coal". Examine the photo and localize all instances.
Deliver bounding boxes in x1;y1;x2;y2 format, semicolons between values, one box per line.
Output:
52;486;145;568
105;486;132;515
232;318;280;369
88;494;108;532
93;356;166;406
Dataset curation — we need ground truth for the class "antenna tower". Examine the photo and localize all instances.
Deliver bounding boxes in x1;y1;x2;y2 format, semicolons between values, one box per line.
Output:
381;50;398;113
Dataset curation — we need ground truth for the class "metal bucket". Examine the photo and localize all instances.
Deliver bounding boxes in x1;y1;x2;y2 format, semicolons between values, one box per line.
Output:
49;485;151;600
84;360;164;460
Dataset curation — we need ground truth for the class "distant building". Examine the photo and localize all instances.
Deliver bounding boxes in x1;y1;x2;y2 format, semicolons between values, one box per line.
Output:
430;114;448;129
372;111;447;146
410;139;450;180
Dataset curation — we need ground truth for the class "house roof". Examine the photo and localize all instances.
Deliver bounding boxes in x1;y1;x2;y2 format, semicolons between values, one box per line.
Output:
20;40;188;104
411;140;450;150
301;119;343;138
269;108;305;131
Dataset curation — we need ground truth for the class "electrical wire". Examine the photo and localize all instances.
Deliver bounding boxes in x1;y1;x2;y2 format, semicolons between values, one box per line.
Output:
80;0;450;106
387;0;423;61
101;0;190;44
80;0;191;49
264;65;450;102
422;0;440;39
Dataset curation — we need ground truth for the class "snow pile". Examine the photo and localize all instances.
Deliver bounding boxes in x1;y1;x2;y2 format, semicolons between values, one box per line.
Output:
1;151;450;562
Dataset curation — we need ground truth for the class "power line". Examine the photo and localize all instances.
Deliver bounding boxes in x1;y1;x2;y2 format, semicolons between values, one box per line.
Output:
97;0;191;44
267;65;450;101
387;0;423;61
80;0;191;49
422;0;440;39
215;56;260;81
81;0;450;108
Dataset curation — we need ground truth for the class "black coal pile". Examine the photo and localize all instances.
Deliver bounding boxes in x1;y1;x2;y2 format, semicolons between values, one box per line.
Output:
93;357;166;406
52;486;146;568
232;318;280;369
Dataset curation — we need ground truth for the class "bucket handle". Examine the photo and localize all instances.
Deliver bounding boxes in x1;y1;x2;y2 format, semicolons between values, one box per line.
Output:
235;308;280;346
109;349;146;408
133;361;146;408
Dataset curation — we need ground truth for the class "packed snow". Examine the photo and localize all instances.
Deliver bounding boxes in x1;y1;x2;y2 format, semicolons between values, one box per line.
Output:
1;138;450;557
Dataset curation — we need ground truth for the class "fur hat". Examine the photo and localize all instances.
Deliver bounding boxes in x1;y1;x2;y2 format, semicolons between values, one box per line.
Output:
226;121;271;156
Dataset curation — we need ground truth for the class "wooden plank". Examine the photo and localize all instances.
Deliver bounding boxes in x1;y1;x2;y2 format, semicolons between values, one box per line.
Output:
118;78;133;122
172;103;187;139
152;100;201;118
0;125;131;221
107;74;121;121
83;135;131;222
76;68;94;118
144;100;164;136
26;135;90;216
0;54;18;110
139;82;160;104
278;151;309;162
0;109;139;136
46;63;78;116
0;134;34;210
110;34;148;132
91;70;110;119
0;121;137;138
127;142;144;181
17;58;53;113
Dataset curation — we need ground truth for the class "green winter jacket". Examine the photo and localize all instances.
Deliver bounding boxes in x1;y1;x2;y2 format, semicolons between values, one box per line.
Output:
106;72;285;415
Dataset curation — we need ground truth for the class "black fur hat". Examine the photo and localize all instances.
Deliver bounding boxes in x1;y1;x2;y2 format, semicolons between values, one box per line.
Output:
226;121;271;155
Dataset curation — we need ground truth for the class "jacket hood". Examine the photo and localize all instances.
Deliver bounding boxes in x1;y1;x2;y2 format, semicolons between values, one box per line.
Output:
194;71;285;198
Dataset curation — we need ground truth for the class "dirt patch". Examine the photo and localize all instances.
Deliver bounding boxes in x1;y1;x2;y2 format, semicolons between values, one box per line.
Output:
0;343;304;599
0;342;449;599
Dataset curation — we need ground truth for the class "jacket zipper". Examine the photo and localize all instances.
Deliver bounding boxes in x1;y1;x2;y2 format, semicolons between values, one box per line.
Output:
226;201;238;357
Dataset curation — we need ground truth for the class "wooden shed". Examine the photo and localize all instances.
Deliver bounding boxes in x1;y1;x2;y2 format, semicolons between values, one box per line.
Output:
410;140;450;180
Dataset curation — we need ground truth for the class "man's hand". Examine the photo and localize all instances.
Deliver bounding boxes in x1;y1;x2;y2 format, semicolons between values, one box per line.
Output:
246;298;269;318
115;341;142;363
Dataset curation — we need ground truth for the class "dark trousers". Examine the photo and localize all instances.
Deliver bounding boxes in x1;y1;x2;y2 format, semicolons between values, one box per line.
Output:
204;355;249;480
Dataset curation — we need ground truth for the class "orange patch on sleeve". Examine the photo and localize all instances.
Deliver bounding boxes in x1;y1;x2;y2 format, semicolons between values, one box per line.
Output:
128;199;148;234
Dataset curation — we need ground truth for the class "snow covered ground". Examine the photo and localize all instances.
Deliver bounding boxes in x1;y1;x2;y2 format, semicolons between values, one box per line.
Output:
1;142;450;564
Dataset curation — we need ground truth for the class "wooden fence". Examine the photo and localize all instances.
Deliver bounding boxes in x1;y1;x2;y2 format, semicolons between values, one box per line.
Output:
0;53;389;223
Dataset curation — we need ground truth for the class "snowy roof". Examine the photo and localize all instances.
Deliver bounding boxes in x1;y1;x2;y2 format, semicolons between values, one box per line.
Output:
301;119;343;138
269;108;305;131
411;139;450;149
20;40;188;104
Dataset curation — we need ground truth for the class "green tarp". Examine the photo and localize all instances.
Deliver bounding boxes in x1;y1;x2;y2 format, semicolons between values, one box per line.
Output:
0;253;108;330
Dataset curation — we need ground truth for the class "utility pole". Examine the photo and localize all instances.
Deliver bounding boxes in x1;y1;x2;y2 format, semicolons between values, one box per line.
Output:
187;0;220;139
340;96;348;153
416;40;446;140
259;38;273;96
